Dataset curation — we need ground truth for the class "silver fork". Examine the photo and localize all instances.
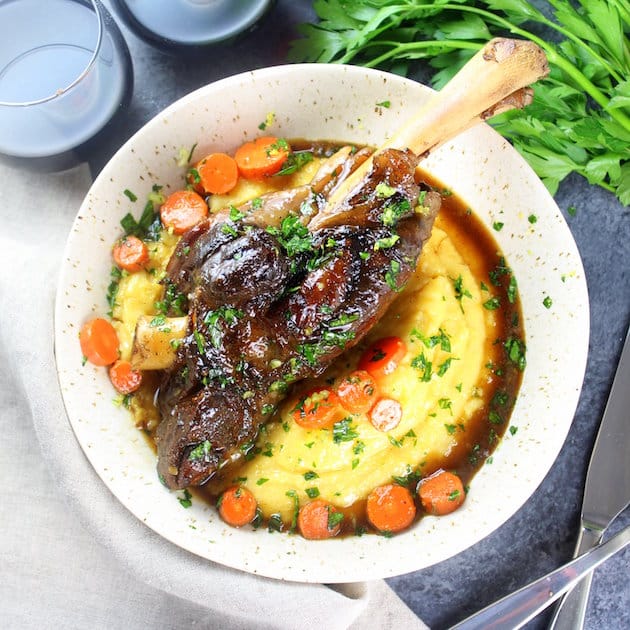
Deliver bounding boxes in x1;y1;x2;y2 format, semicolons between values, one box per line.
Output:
449;520;630;629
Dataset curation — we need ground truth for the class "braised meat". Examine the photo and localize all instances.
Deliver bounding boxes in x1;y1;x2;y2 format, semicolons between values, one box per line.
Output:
155;148;440;489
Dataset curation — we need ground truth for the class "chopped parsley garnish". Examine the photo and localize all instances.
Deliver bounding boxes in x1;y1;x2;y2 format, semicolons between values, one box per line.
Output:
489;257;511;287
188;440;212;462
483;296;501;310
505;336;527;371
380;197;411;226
202;305;244;348
123;189;137;202
193;330;205;353
106;266;123;315
332;418;359;443
327;509;344;530
150;314;167;328
267;513;284;532
178;489;192;508
451;274;472;311
489;411;503;425
411;327;451;352
492;221;504;232
492;391;509;406
375;182;396;198
543;295;553;309
374;234;400;250
411;352;432;382
155;280;187;316
437;357;455;377
385;259;403;291
120;185;164;240
266;214;313;258
229;205;246;222
285;490;299;531
507;276;518;304
275;150;314;176
305;487;320;498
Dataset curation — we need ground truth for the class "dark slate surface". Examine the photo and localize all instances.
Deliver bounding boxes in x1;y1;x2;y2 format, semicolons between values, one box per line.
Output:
94;2;630;628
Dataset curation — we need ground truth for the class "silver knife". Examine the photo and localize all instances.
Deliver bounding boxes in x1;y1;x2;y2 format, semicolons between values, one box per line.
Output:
547;323;630;630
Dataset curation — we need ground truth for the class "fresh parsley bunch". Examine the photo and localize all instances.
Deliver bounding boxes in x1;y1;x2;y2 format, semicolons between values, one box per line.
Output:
289;0;630;205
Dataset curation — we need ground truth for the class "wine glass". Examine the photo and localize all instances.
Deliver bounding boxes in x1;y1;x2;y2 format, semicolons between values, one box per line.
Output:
0;0;133;172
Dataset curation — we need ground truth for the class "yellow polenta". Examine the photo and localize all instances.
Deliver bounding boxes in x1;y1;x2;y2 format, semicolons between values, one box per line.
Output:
225;219;496;522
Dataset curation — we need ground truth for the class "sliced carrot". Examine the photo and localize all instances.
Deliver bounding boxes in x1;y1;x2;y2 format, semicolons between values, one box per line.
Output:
218;486;258;527
366;483;416;534
369;397;403;432
79;318;119;366
109;359;142;394
297;498;343;540
112;235;149;272
358;336;407;379
292;387;342;430
418;470;466;516
190;152;239;195
336;370;379;414
160;189;208;235
234;136;290;180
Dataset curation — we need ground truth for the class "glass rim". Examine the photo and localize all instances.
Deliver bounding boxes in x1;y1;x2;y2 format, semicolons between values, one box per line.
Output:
0;0;104;107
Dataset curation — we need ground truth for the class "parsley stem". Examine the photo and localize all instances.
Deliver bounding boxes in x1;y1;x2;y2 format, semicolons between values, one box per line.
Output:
433;3;630;134
541;0;625;83
354;39;481;69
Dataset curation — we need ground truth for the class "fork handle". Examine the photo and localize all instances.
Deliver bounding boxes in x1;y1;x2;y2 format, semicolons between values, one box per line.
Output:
546;525;604;630
450;524;630;630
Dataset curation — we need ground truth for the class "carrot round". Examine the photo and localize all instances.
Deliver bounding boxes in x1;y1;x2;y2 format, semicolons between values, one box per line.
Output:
418;470;466;516
112;235;149;272
192;152;239;195
366;483;416;534
297;499;343;540
234;136;290;179
218;486;258;527
293;387;342;430
109;359;142;394
336;370;379;414
369;397;402;432
160;189;208;234
79;318;120;366
358;336;407;379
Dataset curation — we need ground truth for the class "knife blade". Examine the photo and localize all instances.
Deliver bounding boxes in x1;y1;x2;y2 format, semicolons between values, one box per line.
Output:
548;323;630;630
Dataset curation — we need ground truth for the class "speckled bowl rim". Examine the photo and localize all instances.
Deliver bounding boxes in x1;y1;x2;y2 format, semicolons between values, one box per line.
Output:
54;63;589;583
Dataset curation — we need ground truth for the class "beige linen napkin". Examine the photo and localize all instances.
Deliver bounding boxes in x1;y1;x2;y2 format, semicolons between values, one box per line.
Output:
0;162;427;630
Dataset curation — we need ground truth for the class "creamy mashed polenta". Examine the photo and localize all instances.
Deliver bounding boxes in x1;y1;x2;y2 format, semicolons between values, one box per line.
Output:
207;218;503;522
111;145;522;530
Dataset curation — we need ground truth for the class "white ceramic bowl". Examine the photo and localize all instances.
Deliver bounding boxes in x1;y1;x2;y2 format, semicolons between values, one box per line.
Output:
54;64;589;582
